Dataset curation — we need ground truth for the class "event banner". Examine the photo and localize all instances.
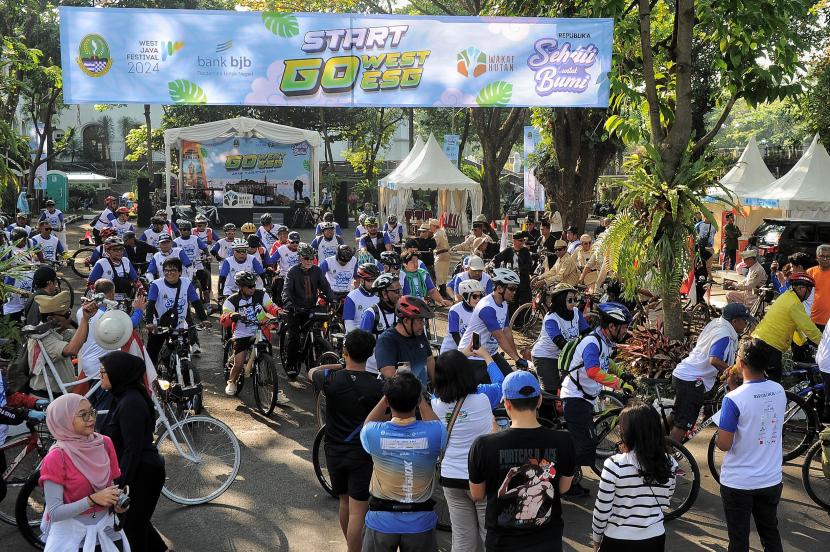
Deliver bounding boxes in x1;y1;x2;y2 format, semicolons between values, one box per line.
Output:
179;136;311;207
59;7;613;108
523;126;544;211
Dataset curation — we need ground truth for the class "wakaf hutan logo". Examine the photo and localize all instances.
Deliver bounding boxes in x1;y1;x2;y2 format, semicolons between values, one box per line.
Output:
457;47;487;78
77;34;113;77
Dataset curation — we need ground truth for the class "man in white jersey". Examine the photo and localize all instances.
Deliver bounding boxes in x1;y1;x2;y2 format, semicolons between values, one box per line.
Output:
146;234;193;281
315;211;343;237
92;195;117;243
383;215;404;251
255;213;280;253
107;207;135;237
311;221;343;261
140;216;168;261
87;238;141;302
39;199;66;249
174;220;209;284
343;263;381;332
448;255;493;301
31;220;65;262
268;230;301;306
319;245;358;297
219;239;267;297
2;228;40;323
458;268;527;383
359;273;401;374
5;212;33;238
716;341;786;552
210;223;238;262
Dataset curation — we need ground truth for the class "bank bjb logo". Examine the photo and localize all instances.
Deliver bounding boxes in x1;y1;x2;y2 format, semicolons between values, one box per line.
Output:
457;47;487;78
77;34;112;77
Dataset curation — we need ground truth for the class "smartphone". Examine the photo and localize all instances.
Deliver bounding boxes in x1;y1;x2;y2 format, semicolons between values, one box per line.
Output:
472;332;481;350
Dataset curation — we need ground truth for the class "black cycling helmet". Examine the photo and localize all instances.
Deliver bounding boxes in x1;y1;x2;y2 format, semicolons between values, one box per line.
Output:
288;231;301;243
150;216;165;226
357;262;381;280
371;273;397;292
234;270;257;288
380;251;401;269
323;212;334;222
10;227;28;244
223;223;237;232
177;219;192;230
395;295;435;319
298;243;316;258
260;213;272;225
336;245;355;263
247;235;262;248
598;302;633;325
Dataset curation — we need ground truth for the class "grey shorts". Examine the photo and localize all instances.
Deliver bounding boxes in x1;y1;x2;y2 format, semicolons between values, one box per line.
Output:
362;527;437;552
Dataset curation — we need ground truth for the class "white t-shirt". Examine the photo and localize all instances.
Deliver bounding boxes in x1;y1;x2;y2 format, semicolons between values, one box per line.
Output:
458;294;509;358
322;255;357;294
672;317;738;390
718;380;786;490
432;393;495;480
257;225;280;252
108;218;134;237
815;323;830;375
93;207;114;230
222;292;273;339
440;302;475;354
175;235;206;271
272;244;299;277
213;237;235;260
78;308;107;378
221;255;264;296
344;287;379;333
41;209;64;231
312;235;341;261
531;308;585;359
148;277;197;330
31;234;62;261
149;248;192;280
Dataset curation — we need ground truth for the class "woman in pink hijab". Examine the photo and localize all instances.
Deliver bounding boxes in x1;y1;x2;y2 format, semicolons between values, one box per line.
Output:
40;393;130;551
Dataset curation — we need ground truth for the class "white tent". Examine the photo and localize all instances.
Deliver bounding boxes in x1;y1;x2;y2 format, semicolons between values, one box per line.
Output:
162;116;322;212
379;136;423;189
378;134;481;234
745;134;830;218
718;137;776;200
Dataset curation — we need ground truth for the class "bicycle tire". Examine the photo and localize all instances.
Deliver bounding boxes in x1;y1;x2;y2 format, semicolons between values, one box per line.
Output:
180;359;203;416
0;442;45;526
802;440;830;511
70;248;94;278
592;408;622;476
664;438;700;521
315;391;327;428
222;341;244;395
312;425;336;498
508;303;537;334
14;469;45;550
781;390;818;461
707;431;724;483
253;353;279;416
58;277;75;309
156;415;241;505
433;472;452;532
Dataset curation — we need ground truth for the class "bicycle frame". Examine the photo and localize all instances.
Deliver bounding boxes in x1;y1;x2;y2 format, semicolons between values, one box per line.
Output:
30;332;103;405
0;423;47;481
152;388;201;464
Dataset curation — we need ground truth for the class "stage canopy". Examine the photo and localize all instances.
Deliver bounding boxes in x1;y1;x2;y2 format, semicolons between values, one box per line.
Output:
718;137;776;201
162;116;322;212
378;134;481;234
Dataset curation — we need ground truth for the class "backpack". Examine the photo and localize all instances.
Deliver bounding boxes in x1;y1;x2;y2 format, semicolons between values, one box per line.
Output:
557;334;601;400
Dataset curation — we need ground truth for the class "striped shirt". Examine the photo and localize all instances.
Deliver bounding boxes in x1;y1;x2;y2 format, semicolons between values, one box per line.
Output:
591;451;676;543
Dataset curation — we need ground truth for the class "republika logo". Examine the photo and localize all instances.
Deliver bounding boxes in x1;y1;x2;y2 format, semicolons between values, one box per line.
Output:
77;34;112;77
457;47;487;78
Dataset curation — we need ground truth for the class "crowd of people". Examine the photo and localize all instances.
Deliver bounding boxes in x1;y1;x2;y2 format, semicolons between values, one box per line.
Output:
1;199;828;552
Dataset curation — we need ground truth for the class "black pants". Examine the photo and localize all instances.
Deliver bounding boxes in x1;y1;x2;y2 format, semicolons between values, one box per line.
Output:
284;310;312;371
468;353;512;386
599;533;664;552
146;333;166;368
532;356;561;393
822;372;830;414
721;483;783;552
563;397;596;467
753;339;783;382
123;461;167;552
272;277;285;307
509;287;532;318
724;248;738;270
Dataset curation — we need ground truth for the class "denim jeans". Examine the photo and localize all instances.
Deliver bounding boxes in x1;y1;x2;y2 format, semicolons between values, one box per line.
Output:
720;483;783;552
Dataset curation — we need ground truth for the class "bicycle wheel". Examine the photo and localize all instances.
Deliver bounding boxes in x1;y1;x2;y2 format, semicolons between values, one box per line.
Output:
222;341;244;395
70;248;94;278
253;353;279;416
707;431;725;483
781;390;818;461
596;390;627;414
156;415;241;505
509;303;537;334
592;408;622;476
802;440;830;511
14;469;45;550
0;443;45;526
315;390;327;428
312;425;336;498
57;277;75;309
433;472;452;532
664;438;700;521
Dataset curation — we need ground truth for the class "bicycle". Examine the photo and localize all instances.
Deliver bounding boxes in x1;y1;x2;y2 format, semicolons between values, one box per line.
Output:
801;438;830;511
509;285;549;336
69;242;96;278
292;202;316;229
223;314;282;416
684;279;720;334
278;307;336;379
0;411;52;529
42;257;76;308
153;324;205;417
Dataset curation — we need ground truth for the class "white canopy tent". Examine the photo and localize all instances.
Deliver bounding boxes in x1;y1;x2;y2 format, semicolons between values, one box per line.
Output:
718;137;776;200
379;136;423;189
745;134;830;218
378;134;481;234
162;116;322;212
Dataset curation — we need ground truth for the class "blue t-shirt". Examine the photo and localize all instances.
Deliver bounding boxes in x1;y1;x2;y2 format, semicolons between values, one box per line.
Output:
374;327;432;386
361;419;446;534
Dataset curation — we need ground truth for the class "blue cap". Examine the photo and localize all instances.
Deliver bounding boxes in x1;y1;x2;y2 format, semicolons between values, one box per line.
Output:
502;370;541;401
722;303;758;325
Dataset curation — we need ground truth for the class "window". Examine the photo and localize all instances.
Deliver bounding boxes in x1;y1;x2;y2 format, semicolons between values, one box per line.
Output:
788;224;816;243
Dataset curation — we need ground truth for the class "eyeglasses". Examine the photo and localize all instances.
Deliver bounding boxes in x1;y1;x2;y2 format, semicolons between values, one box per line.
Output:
469;293;483;300
162;267;179;273
76;409;98;422
506;285;519;292
554;247;566;252
566;297;577;304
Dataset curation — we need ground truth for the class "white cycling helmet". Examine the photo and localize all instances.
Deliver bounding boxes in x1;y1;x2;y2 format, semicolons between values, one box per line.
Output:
458;279;485;301
491;268;520;285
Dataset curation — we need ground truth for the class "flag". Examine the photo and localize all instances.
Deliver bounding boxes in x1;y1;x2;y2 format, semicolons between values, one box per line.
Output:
122;330;158;394
500;215;509;251
439;213;445;228
679;237;697;303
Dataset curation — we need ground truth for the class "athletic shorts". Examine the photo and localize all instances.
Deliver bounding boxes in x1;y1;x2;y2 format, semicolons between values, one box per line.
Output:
232;336;256;354
327;452;373;501
671;375;705;431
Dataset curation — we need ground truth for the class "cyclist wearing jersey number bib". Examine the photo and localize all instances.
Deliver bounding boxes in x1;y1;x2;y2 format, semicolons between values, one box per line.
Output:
360;273;401;374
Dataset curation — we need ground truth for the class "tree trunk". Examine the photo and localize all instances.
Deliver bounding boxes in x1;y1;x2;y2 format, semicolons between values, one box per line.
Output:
144;104;153;177
471;107;526;221
458;109;470;169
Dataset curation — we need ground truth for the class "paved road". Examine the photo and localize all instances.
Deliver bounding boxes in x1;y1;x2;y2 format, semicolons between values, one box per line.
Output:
2;222;828;551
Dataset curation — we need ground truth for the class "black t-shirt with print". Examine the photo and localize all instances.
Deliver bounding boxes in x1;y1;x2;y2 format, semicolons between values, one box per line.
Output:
311;368;384;459
468;427;576;551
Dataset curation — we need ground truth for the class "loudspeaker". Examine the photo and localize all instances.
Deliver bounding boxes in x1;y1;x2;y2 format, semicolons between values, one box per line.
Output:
137;177;152;227
335;181;349;229
153;173;163;190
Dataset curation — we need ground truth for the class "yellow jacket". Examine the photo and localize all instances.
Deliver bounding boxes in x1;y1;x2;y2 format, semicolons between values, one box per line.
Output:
752;290;822;352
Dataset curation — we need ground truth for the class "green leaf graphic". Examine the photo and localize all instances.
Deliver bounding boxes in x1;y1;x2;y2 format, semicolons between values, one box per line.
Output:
303;159;310;171
168;80;207;104
475;81;513;107
200;146;208;158
262;12;299;38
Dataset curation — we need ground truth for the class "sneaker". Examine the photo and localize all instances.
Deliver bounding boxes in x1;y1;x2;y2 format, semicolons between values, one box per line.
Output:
285;366;298;381
224;380;237;396
191;344;201;356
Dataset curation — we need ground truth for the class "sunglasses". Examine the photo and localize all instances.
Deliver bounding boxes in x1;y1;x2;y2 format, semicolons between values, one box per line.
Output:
555;247;567;252
581;242;591;245
301;256;315;261
506;285;519;292
469;293;483;300
76;409;98;422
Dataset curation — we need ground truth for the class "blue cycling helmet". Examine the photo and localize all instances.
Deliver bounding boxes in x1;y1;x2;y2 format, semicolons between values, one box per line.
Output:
597;302;632;325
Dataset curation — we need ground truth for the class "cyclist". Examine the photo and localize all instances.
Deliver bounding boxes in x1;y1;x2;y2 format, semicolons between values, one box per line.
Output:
39;199;66;249
175;220;210;299
31;220;65;262
256;213;280;252
155;209;179;236
87;228;117;265
359;273;402;374
399;251;452;307
140;216;168;259
530;283;591;393
353;213;368;245
670;303;755;443
219;238;267;298
282;243;334;379
374;295;435;385
107;206;135;237
359;216;391;262
440;279;484;354
751;273;821;382
144;256;211;365
458;268;527;382
194;214;219;246
315;211;343;237
220;270;280;396
560;302;634;497
146;234;193;281
122;231;157;274
311;221;343;261
2;228;41;324
320;244;358;297
268;230;301;306
379;251;401;277
343;263;381;333
241;222;257;239
210;223;238;262
448;255;493;302
87;238;142;303
269;224;290;254
91;196;117;243
383;215;404;251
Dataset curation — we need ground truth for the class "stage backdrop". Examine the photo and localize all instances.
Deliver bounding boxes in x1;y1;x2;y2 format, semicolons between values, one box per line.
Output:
179;136;311;207
59;7;613;108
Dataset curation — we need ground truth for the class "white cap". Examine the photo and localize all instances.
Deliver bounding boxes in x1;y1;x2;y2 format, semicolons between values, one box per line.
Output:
93;310;133;350
467;255;485;271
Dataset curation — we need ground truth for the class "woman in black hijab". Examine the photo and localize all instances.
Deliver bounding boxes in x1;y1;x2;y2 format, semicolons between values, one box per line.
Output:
100;351;170;552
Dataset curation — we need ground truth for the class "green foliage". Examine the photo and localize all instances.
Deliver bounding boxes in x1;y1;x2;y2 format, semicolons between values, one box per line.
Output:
124;125;165;164
168;80;208;104
475;81;513;107
461;163;484;184
709;99;810;149
262;12;300;37
797;49;830;150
